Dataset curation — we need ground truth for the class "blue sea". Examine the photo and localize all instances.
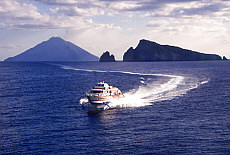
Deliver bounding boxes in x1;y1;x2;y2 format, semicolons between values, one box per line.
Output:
0;61;230;154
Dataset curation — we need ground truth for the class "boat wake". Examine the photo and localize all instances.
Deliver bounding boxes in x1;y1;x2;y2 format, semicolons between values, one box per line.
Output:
59;64;209;109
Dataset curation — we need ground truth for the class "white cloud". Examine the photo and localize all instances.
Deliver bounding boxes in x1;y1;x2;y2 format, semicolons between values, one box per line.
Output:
0;0;114;30
0;1;49;21
94;23;121;31
146;20;169;28
0;0;54;29
109;1;140;11
34;0;78;5
50;7;59;13
142;0;230;19
32;0;230;18
0;44;23;49
55;6;104;17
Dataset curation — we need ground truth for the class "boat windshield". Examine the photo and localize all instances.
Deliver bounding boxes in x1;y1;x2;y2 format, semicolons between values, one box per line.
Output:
90;90;103;94
97;84;104;87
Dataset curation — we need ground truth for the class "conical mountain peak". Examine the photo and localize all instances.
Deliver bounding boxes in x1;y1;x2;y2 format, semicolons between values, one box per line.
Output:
4;37;99;61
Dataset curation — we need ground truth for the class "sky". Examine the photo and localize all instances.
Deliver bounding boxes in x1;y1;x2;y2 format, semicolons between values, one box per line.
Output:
0;0;230;61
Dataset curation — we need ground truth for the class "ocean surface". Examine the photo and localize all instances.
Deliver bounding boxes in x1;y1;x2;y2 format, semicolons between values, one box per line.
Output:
0;61;230;154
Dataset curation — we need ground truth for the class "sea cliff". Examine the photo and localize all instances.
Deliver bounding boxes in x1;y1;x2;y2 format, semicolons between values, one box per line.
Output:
123;39;222;61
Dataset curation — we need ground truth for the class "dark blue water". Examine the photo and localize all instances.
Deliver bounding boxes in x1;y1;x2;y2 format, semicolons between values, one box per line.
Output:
0;61;230;154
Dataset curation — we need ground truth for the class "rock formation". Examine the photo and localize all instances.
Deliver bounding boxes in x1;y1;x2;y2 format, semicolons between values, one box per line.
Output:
223;56;228;60
123;39;222;61
99;51;116;62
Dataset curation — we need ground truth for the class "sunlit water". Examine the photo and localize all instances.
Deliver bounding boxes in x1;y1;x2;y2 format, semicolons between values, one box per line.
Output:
0;61;229;154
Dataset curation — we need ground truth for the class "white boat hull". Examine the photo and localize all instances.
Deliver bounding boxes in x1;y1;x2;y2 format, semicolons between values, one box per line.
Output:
87;95;117;104
87;102;112;113
86;95;121;113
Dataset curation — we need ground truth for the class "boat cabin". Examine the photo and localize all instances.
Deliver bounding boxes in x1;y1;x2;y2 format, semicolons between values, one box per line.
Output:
89;81;122;96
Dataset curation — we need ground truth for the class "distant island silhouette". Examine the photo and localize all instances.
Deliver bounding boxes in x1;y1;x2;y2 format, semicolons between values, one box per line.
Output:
99;51;116;62
223;56;228;60
5;37;225;62
4;37;98;61
123;39;222;61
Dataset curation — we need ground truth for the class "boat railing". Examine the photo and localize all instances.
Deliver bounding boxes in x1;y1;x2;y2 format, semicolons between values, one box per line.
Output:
87;93;108;97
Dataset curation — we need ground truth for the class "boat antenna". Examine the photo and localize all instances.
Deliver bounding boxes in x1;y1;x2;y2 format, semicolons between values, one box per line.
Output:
102;77;106;83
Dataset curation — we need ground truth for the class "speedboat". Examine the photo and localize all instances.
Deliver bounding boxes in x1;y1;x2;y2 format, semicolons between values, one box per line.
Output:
86;81;124;112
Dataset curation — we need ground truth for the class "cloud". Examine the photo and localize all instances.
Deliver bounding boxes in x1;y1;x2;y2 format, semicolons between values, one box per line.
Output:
146;19;229;45
0;1;50;21
53;6;104;17
33;0;105;9
1;0;229;34
0;0;118;31
95;23;122;31
33;0;78;5
169;2;229;17
143;0;230;18
0;44;24;49
56;7;89;16
33;0;230;19
0;43;27;61
0;0;53;29
146;20;169;28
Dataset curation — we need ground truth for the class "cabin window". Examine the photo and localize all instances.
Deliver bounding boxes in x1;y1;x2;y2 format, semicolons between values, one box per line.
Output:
97;84;104;87
90;90;103;94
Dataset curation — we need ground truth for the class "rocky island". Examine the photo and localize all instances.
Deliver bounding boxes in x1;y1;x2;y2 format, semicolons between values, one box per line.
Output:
99;51;116;62
4;37;99;61
123;39;222;61
223;56;228;60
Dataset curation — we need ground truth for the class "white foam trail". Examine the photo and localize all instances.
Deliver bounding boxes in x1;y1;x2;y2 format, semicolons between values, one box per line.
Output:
59;64;178;78
200;80;209;85
140;77;145;80
61;65;108;73
140;81;145;84
80;98;88;105
79;98;89;108
110;75;185;108
57;64;209;109
187;80;209;90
